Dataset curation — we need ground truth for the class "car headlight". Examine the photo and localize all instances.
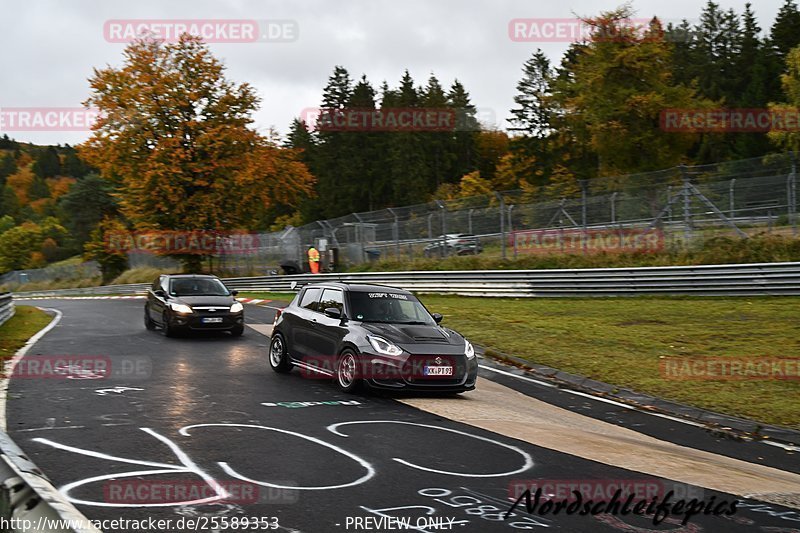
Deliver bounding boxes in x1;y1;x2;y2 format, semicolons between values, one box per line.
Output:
465;340;475;359
230;302;244;313
367;336;403;357
169;303;193;314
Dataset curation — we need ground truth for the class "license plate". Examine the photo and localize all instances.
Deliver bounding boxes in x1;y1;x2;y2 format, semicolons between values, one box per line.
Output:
424;365;453;376
202;317;223;324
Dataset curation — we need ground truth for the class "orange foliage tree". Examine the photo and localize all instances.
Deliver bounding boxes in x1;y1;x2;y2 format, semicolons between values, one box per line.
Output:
78;34;315;271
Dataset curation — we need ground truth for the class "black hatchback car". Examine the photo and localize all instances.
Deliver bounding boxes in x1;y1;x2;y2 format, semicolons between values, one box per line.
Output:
269;282;478;393
144;274;244;336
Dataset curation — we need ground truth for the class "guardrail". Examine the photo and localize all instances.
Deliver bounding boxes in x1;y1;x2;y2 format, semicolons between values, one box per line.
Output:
0;293;14;327
0;430;100;532
11;262;800;298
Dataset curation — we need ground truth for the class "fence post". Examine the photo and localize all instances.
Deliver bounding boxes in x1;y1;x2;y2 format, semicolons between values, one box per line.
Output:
666;185;672;222
610;192;617;224
436;201;447;258
387;208;400;259
508;205;516;259
790;152;797;237
729;178;736;219
352;213;366;264
468;208;475;234
681;165;692;246
495;192;506;260
581;179;588;254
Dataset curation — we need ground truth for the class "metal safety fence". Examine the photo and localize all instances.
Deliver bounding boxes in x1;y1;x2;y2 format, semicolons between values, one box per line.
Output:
12;262;800;299
115;153;800;275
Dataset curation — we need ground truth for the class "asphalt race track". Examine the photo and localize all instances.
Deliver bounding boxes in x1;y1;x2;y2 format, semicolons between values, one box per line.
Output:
6;299;800;533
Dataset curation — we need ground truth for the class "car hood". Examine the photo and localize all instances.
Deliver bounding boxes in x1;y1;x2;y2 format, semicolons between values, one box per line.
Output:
172;295;236;307
361;322;463;347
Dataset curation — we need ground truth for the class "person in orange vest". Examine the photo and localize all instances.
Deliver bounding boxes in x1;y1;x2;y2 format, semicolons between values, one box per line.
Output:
308;246;321;274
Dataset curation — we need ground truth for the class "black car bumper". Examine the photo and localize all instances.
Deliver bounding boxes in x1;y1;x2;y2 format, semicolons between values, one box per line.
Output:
169;312;244;331
360;352;478;392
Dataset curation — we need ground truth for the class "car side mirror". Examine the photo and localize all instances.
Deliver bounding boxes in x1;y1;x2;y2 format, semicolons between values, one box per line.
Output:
432;313;443;324
230;290;239;296
154;289;166;298
324;307;342;319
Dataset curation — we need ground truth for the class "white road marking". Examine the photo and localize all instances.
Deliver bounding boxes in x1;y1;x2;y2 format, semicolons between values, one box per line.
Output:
0;307;62;431
478;364;798;449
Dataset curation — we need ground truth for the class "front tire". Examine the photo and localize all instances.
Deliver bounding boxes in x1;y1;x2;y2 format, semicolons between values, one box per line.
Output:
231;325;244;337
162;312;175;337
269;334;291;373
336;349;361;393
144;308;156;330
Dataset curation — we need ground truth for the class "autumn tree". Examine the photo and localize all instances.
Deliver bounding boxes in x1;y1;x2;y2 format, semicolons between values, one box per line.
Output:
83;217;129;283
563;9;708;177
79;35;314;271
768;46;800;151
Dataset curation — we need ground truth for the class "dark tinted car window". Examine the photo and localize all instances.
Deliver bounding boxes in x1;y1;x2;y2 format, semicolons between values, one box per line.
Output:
169;278;230;296
348;291;434;324
319;289;344;314
299;287;322;311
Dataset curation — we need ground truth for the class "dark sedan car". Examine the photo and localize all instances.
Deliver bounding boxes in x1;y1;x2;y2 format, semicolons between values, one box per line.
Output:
268;282;478;393
144;274;244;336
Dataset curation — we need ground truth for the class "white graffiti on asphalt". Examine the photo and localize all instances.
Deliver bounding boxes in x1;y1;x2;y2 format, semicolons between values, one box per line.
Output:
33;428;229;508
328;421;535;478
180;423;376;491
32;420;535;507
95;387;144;396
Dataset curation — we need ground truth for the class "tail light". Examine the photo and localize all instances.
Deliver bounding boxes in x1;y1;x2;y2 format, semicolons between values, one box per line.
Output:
273;308;282;325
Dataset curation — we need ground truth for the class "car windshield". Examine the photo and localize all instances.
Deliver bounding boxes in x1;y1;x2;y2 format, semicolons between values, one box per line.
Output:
348;291;435;325
169;278;230;297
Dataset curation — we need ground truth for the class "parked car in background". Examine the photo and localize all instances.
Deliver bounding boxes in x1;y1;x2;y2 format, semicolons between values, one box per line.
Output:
423;234;483;257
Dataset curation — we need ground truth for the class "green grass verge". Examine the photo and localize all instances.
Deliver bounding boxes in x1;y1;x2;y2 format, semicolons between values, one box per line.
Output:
236;292;296;302
0;306;53;362
419;295;800;430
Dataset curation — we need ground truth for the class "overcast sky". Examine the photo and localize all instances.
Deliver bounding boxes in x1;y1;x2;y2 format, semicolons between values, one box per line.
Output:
0;0;786;145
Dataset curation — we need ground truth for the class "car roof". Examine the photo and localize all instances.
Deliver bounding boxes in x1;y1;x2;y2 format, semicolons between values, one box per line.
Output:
163;274;220;279
302;282;411;294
